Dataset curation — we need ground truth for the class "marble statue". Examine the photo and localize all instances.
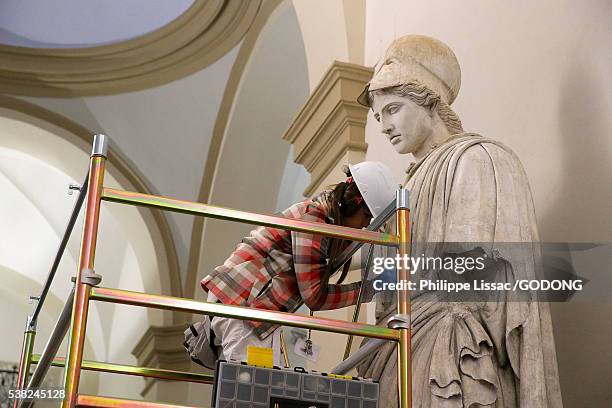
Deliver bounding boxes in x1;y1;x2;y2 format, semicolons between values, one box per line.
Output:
356;35;563;407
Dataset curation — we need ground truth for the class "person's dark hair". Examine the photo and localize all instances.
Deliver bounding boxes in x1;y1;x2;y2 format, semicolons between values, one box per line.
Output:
322;166;370;286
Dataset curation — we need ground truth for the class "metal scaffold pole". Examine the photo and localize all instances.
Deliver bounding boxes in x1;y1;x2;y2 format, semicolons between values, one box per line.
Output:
12;170;89;408
62;134;108;408
395;188;412;408
12;316;36;408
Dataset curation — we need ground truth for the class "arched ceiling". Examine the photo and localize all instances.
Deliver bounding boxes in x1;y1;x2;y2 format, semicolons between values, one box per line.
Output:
0;116;166;397
0;0;262;96
0;0;194;48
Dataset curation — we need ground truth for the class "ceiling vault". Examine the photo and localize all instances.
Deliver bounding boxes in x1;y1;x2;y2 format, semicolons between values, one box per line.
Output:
0;0;262;96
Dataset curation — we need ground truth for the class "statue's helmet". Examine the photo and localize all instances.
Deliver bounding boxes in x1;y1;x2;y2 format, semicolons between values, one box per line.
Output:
358;34;461;107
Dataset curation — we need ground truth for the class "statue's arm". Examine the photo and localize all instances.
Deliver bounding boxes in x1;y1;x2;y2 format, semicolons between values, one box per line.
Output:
444;144;497;243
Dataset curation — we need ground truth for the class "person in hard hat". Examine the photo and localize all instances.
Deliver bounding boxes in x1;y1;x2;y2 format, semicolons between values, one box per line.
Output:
199;161;397;366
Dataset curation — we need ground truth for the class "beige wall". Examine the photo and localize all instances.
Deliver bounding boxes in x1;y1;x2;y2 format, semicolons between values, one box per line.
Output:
292;0;367;89
363;0;612;242
362;0;612;405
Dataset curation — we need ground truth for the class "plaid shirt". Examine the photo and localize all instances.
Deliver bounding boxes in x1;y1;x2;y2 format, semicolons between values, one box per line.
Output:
201;192;361;339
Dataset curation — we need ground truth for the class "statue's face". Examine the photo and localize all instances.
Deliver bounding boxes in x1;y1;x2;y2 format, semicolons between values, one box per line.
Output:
371;92;433;155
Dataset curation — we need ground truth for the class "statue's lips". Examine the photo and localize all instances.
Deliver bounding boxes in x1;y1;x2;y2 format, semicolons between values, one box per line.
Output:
390;135;401;143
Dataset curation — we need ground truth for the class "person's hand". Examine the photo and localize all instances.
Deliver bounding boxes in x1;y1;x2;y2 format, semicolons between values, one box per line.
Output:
361;279;377;302
362;264;396;302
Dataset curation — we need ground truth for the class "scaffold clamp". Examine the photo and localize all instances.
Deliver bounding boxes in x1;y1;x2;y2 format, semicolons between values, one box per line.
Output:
81;268;102;286
387;313;411;330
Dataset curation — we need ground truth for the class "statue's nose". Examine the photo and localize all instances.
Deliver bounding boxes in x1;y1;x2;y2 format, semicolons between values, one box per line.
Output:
382;121;394;135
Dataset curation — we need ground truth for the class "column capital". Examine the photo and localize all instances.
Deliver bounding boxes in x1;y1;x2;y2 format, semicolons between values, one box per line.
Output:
283;61;373;196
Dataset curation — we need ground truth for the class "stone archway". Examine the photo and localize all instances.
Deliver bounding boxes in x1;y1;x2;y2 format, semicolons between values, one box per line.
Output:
0;96;183;399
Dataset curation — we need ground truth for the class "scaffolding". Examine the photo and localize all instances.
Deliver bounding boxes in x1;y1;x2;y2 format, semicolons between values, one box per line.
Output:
12;135;412;408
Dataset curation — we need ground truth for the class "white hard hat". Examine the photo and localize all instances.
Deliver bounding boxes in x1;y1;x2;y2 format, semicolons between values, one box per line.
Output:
348;161;397;217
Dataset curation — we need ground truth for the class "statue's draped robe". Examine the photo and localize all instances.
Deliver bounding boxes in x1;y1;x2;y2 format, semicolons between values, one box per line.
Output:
358;134;563;407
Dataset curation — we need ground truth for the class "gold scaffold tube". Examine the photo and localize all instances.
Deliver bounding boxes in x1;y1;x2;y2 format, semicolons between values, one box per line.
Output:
396;189;412;408
76;394;199;408
31;355;214;384
12;322;35;408
102;188;398;246
89;286;400;341
62;135;107;408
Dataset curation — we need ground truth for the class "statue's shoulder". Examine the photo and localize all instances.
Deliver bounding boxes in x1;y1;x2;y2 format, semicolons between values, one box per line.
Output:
451;133;523;167
447;135;529;192
406;134;524;183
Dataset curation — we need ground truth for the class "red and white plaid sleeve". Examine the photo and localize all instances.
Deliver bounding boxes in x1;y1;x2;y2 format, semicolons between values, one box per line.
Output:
291;204;361;311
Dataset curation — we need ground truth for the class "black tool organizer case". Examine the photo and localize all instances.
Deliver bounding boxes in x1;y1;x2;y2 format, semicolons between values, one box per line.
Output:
211;360;379;408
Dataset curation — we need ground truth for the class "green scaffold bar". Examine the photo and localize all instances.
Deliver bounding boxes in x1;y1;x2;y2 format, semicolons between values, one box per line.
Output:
90;286;400;341
102;188;398;246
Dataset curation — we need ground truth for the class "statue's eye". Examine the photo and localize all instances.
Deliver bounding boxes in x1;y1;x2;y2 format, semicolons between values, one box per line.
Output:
388;105;400;114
